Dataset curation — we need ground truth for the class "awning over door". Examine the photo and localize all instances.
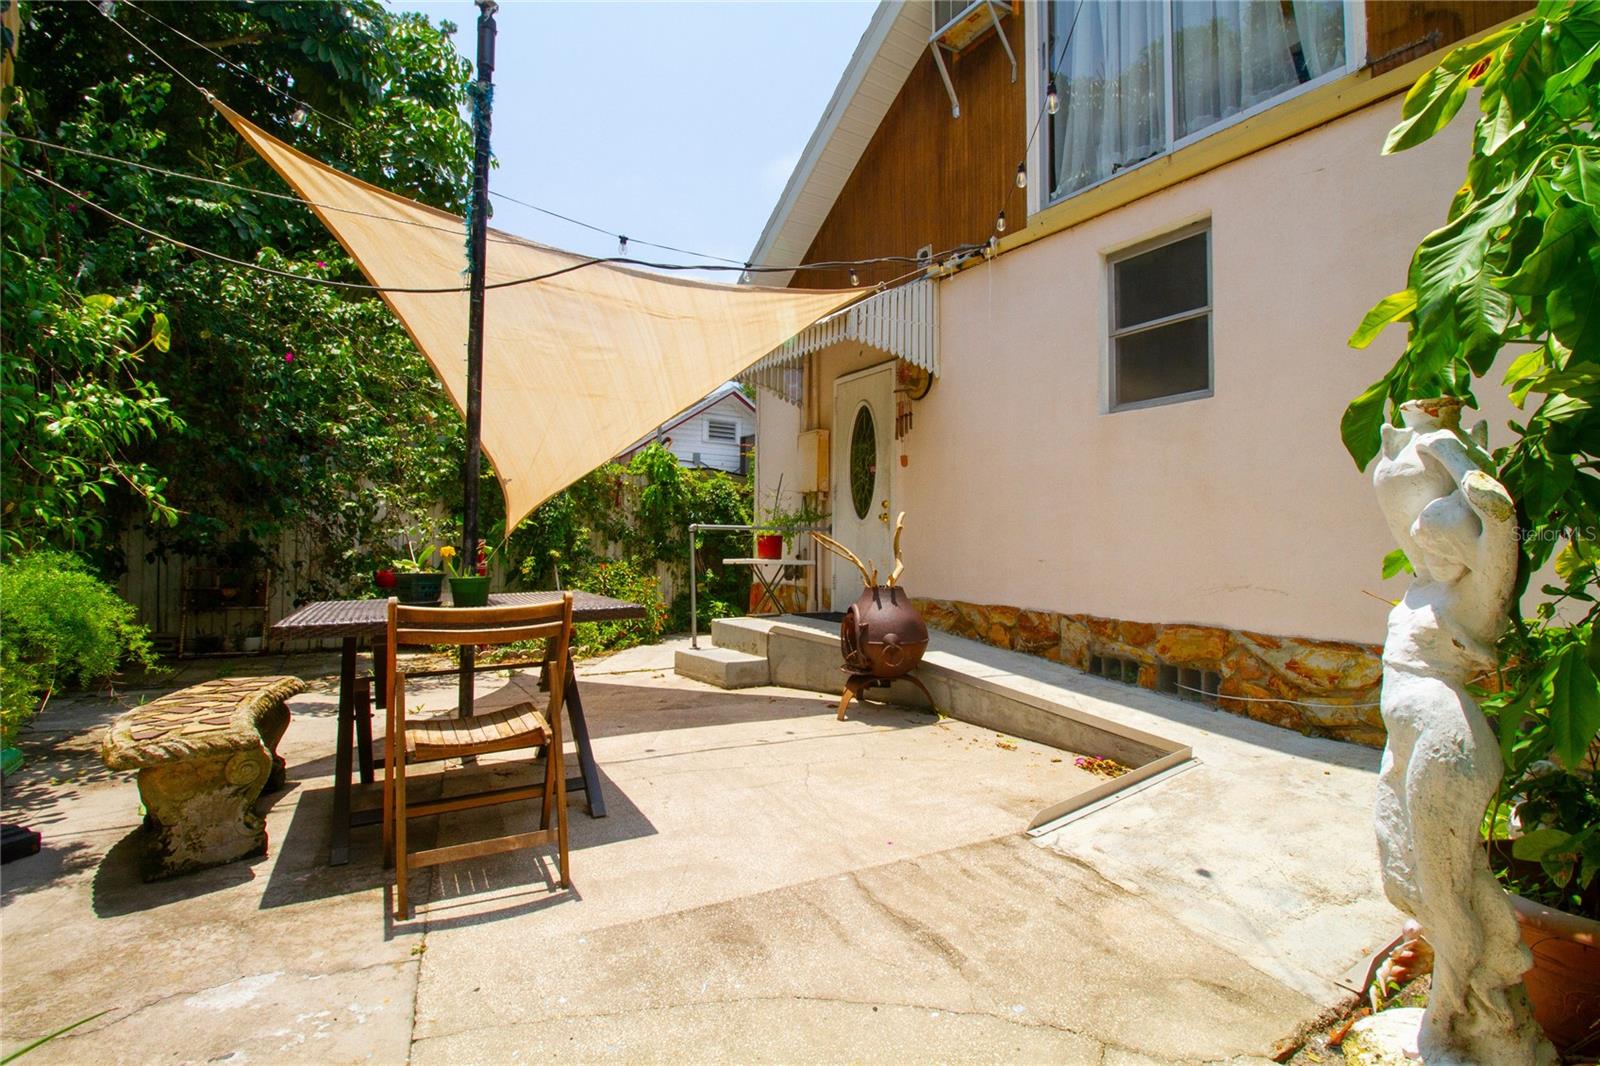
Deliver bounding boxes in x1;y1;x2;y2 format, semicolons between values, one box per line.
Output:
742;276;938;405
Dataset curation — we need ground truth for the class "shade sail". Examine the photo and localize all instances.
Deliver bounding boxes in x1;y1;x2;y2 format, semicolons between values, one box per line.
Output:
214;101;860;528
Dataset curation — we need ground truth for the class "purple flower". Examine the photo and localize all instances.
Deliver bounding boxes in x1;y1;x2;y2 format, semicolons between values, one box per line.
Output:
316;261;326;269
284;350;295;362
66;203;78;214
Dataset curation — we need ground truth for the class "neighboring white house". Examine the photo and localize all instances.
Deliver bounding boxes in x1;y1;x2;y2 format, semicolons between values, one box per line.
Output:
616;384;755;475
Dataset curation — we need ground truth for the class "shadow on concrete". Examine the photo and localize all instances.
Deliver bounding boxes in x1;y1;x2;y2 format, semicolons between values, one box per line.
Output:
55;656;947;931
87;780;304;918
255;754;656;922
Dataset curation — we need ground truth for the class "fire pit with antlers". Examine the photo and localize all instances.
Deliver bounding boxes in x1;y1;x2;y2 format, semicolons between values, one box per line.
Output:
812;514;932;720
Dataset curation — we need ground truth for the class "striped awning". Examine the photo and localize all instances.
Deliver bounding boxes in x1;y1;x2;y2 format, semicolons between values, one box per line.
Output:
743;276;938;404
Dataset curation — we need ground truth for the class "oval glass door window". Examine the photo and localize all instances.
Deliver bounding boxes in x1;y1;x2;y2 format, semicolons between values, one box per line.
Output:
849;405;876;520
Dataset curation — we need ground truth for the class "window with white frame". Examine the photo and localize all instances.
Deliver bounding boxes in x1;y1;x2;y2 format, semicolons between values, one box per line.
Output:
1045;1;1352;202
705;417;739;443
1109;225;1211;410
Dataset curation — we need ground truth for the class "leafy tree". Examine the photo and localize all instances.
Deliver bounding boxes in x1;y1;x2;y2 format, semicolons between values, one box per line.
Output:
2;1;472;587
1343;1;1600;911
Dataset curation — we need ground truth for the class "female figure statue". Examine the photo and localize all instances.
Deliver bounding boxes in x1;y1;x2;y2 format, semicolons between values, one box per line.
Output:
1371;397;1552;1065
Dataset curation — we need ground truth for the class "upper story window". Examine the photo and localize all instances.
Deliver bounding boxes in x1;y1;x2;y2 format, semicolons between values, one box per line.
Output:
1046;1;1352;203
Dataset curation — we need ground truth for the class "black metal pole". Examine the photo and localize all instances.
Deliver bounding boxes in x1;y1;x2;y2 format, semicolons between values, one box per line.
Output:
460;0;497;715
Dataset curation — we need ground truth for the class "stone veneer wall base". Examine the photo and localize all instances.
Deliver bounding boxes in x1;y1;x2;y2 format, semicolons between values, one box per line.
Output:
912;599;1385;747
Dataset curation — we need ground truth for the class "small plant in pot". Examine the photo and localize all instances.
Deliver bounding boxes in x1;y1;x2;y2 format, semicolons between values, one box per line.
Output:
390;535;445;606
215;538;264;604
443;540;500;608
758;478;829;560
1479;625;1600;1052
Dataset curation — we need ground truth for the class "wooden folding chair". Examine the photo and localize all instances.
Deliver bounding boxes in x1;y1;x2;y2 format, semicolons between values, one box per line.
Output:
382;594;574;920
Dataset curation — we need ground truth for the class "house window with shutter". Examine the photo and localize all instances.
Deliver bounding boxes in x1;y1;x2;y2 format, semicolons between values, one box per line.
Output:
705;417;739;443
1108;224;1211;411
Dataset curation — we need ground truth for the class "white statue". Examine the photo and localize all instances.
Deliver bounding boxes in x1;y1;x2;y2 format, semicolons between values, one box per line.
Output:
1371;397;1553;1065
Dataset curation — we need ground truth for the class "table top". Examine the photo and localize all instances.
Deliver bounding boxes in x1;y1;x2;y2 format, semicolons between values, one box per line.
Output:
271;590;645;640
722;557;815;566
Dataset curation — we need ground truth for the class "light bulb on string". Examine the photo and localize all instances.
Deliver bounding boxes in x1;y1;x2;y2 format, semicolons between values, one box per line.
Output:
1046;78;1059;116
850;268;860;286
1015;162;1027;189
995;210;1007;233
618;235;628;256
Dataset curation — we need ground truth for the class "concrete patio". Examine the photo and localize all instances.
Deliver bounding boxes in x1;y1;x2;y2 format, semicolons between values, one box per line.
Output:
0;631;1398;1064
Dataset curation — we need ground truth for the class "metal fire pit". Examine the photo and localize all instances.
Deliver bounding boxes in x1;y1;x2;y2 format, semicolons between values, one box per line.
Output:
836;583;931;720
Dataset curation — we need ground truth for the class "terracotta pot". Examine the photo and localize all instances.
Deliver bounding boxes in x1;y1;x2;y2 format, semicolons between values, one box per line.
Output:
1509;891;1600;1052
756;534;783;560
840;585;927;679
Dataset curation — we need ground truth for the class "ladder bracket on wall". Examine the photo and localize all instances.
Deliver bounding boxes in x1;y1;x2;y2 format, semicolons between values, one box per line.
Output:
928;0;1018;120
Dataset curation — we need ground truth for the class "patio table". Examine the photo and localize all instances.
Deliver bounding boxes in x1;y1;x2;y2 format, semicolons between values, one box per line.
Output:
271;591;644;865
722;557;815;615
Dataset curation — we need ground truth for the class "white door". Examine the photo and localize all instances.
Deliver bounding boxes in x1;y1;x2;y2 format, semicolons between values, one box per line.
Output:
831;363;895;608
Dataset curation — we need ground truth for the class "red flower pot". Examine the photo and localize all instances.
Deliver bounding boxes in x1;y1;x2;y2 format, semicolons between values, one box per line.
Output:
374;568;397;589
756;534;783;560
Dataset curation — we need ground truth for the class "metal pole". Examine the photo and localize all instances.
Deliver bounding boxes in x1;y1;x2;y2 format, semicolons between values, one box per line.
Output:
689;524;699;649
460;0;497;715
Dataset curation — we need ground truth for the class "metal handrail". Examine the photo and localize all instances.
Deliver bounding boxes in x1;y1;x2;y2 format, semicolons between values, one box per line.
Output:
687;522;819;648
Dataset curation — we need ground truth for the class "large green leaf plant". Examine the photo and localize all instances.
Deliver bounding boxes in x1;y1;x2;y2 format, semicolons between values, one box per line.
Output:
2;1;471;591
1344;1;1600;914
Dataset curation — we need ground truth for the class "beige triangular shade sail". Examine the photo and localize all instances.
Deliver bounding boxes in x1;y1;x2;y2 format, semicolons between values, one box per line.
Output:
214;101;859;528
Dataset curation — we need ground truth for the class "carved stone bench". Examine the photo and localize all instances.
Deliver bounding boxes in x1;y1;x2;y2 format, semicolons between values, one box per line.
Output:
101;675;304;880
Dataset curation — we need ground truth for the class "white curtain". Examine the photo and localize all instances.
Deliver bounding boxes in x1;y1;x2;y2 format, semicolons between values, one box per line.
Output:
1173;1;1346;139
1292;0;1348;79
1049;0;1167;200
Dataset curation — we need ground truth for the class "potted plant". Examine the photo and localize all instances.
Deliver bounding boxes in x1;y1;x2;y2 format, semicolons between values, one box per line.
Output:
1480;634;1600;1052
759;478;829;559
215;538;263;604
390;535;444;606
443;540;500;608
1341;8;1600;1049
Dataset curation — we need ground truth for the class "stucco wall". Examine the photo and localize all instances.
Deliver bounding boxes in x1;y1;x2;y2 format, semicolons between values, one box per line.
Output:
898;95;1479;647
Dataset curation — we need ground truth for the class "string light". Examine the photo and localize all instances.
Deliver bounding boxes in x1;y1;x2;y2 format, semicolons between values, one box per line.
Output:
995;210;1007;233
87;4;989;288
1014;162;1027;189
1046;78;1059;116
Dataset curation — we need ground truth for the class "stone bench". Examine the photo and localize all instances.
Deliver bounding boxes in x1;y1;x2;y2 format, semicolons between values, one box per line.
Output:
101;675;304;880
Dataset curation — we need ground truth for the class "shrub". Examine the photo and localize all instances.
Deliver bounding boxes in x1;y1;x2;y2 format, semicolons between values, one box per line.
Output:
0;552;158;746
569;558;669;655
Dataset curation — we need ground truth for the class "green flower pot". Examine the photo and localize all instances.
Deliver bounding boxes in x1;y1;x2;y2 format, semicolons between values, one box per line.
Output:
447;575;490;607
394;571;444;606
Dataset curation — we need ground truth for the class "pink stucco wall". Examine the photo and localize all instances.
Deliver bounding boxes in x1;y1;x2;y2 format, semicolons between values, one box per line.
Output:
895;96;1479;646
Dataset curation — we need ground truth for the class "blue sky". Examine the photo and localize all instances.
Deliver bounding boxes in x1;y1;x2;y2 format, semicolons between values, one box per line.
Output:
400;2;878;274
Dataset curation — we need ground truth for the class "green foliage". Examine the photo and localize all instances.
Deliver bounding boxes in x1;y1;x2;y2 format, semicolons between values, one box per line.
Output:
507;444;753;650
2;2;471;587
0;551;159;746
1347;3;1600;911
569;558;669;655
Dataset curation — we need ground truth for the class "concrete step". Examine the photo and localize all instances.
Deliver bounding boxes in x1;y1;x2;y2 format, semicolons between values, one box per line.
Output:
674;646;770;689
710;616;774;657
